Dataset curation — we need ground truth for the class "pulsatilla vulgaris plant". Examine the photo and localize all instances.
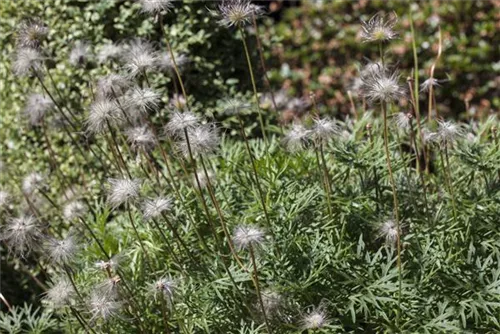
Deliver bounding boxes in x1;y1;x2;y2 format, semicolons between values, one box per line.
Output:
1;1;500;333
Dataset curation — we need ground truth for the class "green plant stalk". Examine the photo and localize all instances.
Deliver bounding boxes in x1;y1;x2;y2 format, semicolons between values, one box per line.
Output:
150;217;182;266
367;124;381;210
443;145;458;227
249;244;272;333
126;203;154;272
318;143;333;218
106;122;132;178
160;294;171;334
239;26;268;145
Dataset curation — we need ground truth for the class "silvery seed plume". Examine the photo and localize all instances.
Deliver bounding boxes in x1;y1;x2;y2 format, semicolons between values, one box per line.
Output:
282;124;309;152
23;93;54;126
359;66;405;103
96;276;121;299
88;292;122;323
164;111;200;138
86;99;123;135
69;40;91;67
138;0;173;15
142;196;173;220
122;39;157;78
169;94;187;110
22;172;45;195
45;232;80;265
300;305;329;330
378;219;400;245
97;43;122;64
107;178;141;208
96;74;131;100
434;120;465;146
63;200;87;221
125;125;156;152
178;124;220;158
420;78;445;93
232;224;265;251
360;61;386;77
0;190;11;209
16;18;48;49
214;0;263;28
0;215;43;257
360;12;398;43
394;112;412;131
260;289;283;318
124;86;161;117
149;276;177;307
193;169;216;189
222;98;251;115
95;254;124;272
421;128;437;144
43;278;75;309
157;52;188;73
311;118;340;144
12;47;44;77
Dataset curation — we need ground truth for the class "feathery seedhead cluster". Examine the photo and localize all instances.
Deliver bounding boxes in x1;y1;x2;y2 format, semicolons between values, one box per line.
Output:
22;172;45;195
96;74;131;100
107;178;141;208
126;126;156;152
378;219;400;244
63;201;87;221
142;197;173;220
233;224;265;250
96;276;122;298
95;254;123;272
17;18;48;49
0;190;11;209
421;128;437;144
24;93;54;126
138;0;173;15
222;98;251;115
165;111;200;137
178;125;220;158
434;120;464;145
69;41;91;67
359;66;405;103
125;87;161;116
97;42;122;64
0;215;43;257
86;99;123;134
420;78;442;93
360;12;398;43
394;112;413;130
88;292;122;323
157;52;188;72
260;289;283;317
311;118;340;144
150;277;177;305
282;124;310;152
123;39;157;78
45;233;80;265
215;0;263;27
12;47;43;77
43;278;75;309
300;306;329;330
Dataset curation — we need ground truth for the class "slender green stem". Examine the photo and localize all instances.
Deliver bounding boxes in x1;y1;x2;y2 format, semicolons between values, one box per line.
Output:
160;295;171;334
249;245;272;333
317;144;333;218
126;203;154;271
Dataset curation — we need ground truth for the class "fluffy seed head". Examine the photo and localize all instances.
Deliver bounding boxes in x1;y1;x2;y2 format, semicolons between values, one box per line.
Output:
142;197;173;220
222;98;251;115
0;190;11;209
215;0;263;28
165;111;200;137
23;93;54;126
12;47;43;76
138;0;173;15
282;124;309;152
124;87;161;117
107;178;141;208
88;292;122;322
157;52;188;73
43;278;75;309
435;120;465;145
360;12;398;43
378;219;400;244
86;99;123;134
0;215;43;257
97;43;122;64
126;126;156;152
232;224;265;251
69;41;91;67
22;172;45;195
169;94;187;110
96;276;122;298
359;67;405;103
150;276;177;306
16;18;48;49
260;289;283;317
420;78;443;93
177;124;220;158
95;254;123;272
96;74;131;100
394;112;413;130
45;232;80;265
311;118;340;144
301;306;329;330
63;201;87;221
123;39;157;78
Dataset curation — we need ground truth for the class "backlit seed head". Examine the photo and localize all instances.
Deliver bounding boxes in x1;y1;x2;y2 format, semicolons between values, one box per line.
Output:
378;219;400;244
0;190;11;209
97;43;123;64
124;87;161;117
177;124;220;158
169;94;187;110
96;74;131;100
23;93;54;126
22;172;45;195
107;178;141;208
43;278;75;309
12;47;44;77
222;98;251;115
157;52;188;73
214;0;263;28
435;120;465;145
300;305;329;330
69;40;91;67
360;12;398;43
359;66;405;103
86;99;123;134
282;124;310;152
126;126;156;152
142;197;173;220
16;18;49;49
260;289;283;317
63;201;87;221
0;215;43;257
45;232;80;265
232;224;265;251
164;111;200;137
96;276;121;299
149;276;177;306
394;112;412;130
138;0;173;15
311;118;340;144
88;292;122;323
420;78;443;93
123;39;157;78
95;254;124;272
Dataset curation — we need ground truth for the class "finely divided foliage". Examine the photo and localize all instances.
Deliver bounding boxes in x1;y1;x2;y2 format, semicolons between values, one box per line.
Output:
2;2;500;333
